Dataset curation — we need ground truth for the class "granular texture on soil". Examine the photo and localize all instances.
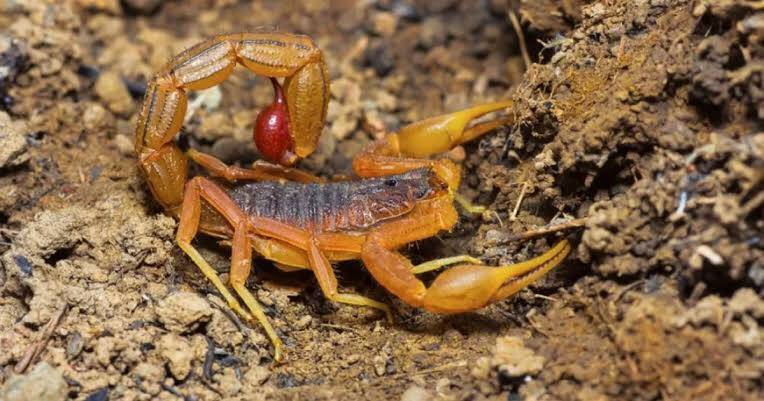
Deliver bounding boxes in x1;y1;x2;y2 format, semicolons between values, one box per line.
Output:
1;1;762;401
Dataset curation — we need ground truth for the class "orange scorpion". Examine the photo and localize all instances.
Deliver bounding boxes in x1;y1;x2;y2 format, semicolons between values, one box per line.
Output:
134;32;571;361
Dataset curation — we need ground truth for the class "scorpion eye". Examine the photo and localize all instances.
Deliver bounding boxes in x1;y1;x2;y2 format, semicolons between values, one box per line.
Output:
384;179;398;187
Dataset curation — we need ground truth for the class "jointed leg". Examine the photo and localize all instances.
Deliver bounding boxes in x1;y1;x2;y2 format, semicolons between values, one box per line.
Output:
176;179;252;322
188;149;322;183
176;177;283;360
229;221;284;362
453;192;487;214
307;238;393;322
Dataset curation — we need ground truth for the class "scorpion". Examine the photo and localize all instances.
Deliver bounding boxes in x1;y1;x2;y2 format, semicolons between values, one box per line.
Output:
134;32;571;361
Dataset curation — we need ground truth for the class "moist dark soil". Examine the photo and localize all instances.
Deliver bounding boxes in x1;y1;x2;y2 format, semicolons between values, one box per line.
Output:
1;1;762;400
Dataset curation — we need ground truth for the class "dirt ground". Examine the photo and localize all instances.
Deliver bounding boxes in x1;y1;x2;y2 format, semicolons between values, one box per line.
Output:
1;0;762;400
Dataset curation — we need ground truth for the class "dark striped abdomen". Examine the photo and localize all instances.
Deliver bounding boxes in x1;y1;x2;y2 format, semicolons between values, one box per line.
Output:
227;168;438;232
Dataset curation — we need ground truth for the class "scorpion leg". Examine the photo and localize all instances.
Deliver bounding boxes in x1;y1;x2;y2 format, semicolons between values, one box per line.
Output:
307;237;393;322
239;223;392;321
188;149;322;183
176;176;283;361
360;197;571;313
229;220;284;362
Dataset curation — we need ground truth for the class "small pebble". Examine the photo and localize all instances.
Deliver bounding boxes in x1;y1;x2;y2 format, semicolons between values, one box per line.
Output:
0;362;67;401
66;332;84;360
83;103;112;132
371;11;398;37
373;355;387;376
113;134;134;156
364;41;395;77
400;385;433;401
158;334;194;380
418;17;448;49
83;388;108;401
294;315;312;330
155;292;213;333
95;71;133;116
243;364;271;385
0;111;29;168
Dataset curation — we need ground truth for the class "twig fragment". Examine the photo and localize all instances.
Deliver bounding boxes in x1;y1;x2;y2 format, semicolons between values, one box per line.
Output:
508;10;532;70
507;217;587;241
15;303;68;373
509;182;528;221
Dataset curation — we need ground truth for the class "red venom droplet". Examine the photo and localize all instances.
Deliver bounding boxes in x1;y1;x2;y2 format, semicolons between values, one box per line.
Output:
254;78;297;166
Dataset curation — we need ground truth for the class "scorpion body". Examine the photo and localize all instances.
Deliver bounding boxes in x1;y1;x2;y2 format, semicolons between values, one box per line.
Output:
229;168;444;232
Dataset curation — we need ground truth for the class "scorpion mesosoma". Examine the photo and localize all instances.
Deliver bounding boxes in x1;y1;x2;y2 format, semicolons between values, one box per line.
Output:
134;32;571;361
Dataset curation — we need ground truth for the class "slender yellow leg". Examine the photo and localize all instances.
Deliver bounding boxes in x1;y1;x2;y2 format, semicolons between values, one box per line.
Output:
412;255;483;274
177;177;286;361
307;238;393;322
453;192;487;214
231;283;283;361
333;294;393;323
177;242;253;321
229;221;284;361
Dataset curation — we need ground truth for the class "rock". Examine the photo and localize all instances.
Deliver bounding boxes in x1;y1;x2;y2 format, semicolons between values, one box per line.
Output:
196;111;235;141
0;362;68;401
206;300;246;348
493;336;545;376
94;71;133;116
370;11;399;37
76;0;121;14
330;113;358;140
418;17;448;49
243;364;271;385
0;34;28;86
729;288;764;318
0;111;28;168
155;291;213;332
373;354;387;376
82;102;112;132
133;362;164;395
113;133;134;156
400;385;433;401
158;333;195;380
217;367;243;396
293;314;312;330
364;40;395;77
10;206;94;260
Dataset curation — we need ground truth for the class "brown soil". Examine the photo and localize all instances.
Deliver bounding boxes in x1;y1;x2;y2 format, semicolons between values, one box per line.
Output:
1;1;762;400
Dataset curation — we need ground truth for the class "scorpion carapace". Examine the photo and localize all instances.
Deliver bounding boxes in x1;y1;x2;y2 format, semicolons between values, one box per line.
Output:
136;31;571;362
229;168;446;232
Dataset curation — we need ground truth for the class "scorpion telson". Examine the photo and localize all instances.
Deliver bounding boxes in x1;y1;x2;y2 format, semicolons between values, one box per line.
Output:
135;32;571;362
